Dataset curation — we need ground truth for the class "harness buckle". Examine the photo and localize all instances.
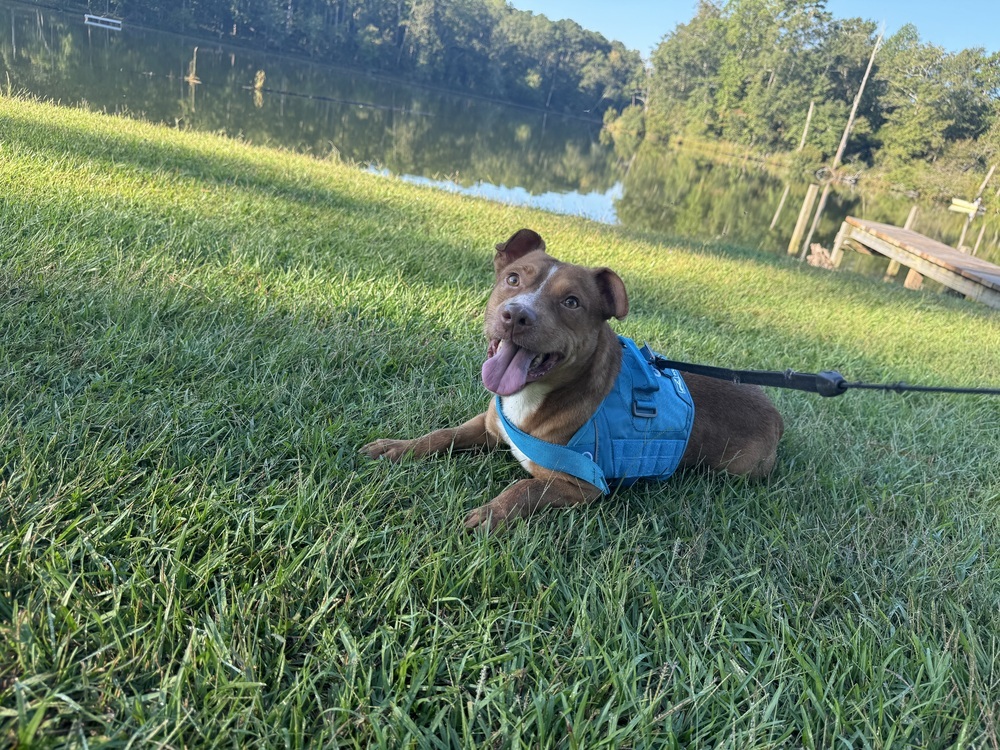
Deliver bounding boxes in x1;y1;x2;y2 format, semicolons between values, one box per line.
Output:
632;399;658;418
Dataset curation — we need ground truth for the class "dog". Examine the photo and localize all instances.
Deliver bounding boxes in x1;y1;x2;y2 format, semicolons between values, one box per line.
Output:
362;229;783;531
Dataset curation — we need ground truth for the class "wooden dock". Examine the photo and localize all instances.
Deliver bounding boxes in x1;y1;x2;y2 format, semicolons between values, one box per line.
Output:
830;216;1000;309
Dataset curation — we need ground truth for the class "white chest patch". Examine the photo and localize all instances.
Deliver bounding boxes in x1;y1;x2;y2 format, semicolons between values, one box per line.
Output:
497;385;550;472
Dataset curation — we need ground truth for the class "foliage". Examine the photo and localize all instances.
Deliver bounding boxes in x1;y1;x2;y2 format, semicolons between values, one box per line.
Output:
48;0;644;116
643;0;1000;192
3;95;1000;747
600;104;644;160
874;28;1000;170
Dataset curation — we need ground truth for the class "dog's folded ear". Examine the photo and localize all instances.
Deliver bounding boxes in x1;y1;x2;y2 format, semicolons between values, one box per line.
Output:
594;268;629;320
494;229;546;275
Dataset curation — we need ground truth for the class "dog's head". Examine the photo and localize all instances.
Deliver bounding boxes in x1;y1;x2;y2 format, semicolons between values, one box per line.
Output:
481;229;628;396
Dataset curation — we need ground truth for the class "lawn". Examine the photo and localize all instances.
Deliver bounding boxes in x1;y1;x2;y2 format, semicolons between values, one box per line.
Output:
1;95;999;748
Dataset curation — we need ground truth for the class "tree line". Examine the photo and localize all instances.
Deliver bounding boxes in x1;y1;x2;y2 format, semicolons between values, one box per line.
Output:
56;0;1000;192
61;0;644;117
607;0;1000;193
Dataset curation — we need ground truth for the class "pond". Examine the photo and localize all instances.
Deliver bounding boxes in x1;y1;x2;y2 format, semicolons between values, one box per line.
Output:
618;146;1000;270
0;0;621;219
3;0;998;268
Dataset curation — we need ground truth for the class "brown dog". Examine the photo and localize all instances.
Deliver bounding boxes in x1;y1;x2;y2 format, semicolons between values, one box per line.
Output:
363;229;783;531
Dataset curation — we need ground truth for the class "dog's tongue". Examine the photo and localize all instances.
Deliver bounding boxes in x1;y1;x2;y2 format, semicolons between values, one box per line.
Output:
482;343;537;396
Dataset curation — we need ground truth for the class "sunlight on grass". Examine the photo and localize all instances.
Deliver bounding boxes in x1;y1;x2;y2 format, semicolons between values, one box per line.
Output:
2;95;999;747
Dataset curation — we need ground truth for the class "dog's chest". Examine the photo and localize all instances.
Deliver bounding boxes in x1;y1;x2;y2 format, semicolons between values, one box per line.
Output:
496;386;549;472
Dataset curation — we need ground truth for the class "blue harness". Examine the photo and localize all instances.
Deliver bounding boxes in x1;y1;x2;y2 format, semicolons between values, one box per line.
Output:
495;337;695;494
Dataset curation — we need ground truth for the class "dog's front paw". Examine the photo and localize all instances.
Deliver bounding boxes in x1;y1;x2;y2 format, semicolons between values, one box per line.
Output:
463;502;504;533
361;439;415;462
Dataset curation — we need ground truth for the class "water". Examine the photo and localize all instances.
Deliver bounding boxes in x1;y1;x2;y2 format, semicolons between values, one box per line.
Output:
0;0;619;208
3;0;998;266
373;168;623;224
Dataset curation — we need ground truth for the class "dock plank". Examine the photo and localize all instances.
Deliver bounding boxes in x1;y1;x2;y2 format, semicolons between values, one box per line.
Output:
832;217;1000;309
844;217;1000;293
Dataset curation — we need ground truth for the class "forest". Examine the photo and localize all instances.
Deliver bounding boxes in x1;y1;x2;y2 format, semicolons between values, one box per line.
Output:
605;0;1000;193
49;0;1000;193
54;0;645;116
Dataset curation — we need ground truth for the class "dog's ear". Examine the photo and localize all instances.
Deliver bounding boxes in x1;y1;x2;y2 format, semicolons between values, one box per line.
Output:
593;268;629;320
494;229;546;275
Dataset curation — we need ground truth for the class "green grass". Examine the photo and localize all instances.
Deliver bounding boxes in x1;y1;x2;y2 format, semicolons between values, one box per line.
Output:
1;94;999;748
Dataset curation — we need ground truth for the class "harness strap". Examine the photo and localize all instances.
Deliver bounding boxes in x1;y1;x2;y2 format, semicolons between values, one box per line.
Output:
622;337;660;417
647;355;849;397
494;395;610;494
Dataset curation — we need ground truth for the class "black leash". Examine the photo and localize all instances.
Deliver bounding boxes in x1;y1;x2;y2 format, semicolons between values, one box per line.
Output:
648;355;1000;398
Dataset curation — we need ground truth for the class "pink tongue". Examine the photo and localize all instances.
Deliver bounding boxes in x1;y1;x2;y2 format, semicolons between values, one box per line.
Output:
482;343;537;396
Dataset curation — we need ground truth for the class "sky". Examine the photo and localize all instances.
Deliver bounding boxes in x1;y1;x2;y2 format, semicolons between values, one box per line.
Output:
508;0;1000;58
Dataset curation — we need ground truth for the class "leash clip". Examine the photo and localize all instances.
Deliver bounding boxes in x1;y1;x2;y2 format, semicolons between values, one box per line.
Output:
815;370;848;397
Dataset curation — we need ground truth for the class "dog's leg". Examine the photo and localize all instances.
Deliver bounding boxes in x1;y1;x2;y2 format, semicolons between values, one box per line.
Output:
362;412;497;462
463;476;602;532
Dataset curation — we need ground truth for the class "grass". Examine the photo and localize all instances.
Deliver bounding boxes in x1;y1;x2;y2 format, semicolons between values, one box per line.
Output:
1;93;999;748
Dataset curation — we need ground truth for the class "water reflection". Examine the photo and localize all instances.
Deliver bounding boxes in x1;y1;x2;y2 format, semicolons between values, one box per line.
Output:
3;0;998;268
371;168;623;223
0;0;618;198
617;146;1000;266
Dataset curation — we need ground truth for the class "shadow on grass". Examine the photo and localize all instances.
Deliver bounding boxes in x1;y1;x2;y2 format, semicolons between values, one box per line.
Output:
2;158;996;503
4;101;1000;749
3;199;994;532
1;101;367;210
3;208;1000;748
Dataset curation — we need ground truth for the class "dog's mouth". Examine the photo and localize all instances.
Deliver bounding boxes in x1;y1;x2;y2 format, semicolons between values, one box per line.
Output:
482;339;563;396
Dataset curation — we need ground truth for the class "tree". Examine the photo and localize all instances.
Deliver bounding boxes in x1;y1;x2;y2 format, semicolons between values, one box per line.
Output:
647;1;726;140
74;0;642;117
872;26;994;168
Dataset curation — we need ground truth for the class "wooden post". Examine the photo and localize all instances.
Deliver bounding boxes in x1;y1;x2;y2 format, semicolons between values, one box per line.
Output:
885;205;918;280
901;203;924;288
185;46;201;85
830;221;848;267
884;261;901;280
830;32;882;173
799;183;832;259
789;184;820;255
976;164;996;198
957;164;996;251
957;214;974;251
973;223;988;257
798;31;882;262
770;184;791;230
797;101;815;152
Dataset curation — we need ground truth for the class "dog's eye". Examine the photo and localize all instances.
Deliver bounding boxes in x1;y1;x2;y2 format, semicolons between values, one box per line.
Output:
506;273;519;286
563;296;579;309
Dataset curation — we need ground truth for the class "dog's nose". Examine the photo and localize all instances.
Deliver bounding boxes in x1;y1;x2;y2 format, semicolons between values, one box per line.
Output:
501;302;536;331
